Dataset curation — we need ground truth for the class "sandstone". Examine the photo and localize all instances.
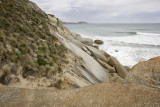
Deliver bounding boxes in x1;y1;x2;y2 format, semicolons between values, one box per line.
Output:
57;18;64;30
85;45;110;63
108;56;128;79
97;58;116;73
70;38;84;49
126;57;160;89
82;46;88;52
51;30;110;83
75;36;93;46
48;15;58;26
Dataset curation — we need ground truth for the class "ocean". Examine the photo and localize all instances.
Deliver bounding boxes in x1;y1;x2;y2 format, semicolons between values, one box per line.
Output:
64;23;160;67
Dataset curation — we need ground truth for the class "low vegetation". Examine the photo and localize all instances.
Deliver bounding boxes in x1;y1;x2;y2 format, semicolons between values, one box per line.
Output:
0;0;67;85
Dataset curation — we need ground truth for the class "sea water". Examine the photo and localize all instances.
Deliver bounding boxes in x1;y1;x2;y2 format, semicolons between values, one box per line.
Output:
64;23;160;67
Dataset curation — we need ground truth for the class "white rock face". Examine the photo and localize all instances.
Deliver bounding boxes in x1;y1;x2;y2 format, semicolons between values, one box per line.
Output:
51;30;110;83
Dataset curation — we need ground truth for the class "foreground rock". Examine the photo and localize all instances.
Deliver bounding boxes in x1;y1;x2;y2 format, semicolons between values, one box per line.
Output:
0;83;160;107
94;40;104;45
126;57;160;89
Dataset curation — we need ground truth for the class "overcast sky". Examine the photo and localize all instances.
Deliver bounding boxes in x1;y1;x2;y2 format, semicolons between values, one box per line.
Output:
30;0;160;23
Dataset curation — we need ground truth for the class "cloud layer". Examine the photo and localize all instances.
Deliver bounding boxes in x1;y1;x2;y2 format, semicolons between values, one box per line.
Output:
30;0;160;23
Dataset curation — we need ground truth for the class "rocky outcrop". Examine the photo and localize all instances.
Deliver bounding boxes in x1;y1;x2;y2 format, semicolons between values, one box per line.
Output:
48;15;64;30
126;57;160;89
48;13;130;85
94;40;104;45
57;18;64;30
48;15;58;26
51;30;110;83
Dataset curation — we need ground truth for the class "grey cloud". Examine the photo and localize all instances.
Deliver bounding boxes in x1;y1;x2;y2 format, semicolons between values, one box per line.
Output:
30;0;160;23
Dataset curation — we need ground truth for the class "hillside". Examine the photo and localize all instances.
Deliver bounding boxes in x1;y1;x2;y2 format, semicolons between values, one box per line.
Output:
0;0;70;89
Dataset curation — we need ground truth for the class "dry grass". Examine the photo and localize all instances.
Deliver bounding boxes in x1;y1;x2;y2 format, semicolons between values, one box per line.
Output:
0;0;67;85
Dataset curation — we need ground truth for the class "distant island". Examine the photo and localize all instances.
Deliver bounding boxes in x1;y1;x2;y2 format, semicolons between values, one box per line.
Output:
64;21;88;24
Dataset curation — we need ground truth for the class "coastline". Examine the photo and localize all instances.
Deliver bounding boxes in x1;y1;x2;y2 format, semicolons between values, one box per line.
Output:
64;23;160;67
0;0;160;106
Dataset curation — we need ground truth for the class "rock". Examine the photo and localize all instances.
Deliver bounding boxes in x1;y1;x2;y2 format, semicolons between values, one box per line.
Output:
63;27;72;36
56;26;64;35
76;34;81;37
48;15;58;26
97;59;116;73
70;39;83;49
86;51;91;55
75;37;93;46
51;30;110;83
124;66;131;72
71;32;80;38
82;46;91;55
110;73;124;83
108;56;128;79
115;50;118;52
64;71;90;88
57;18;64;30
93;45;99;49
1;83;160;106
126;57;160;89
85;46;110;63
82;46;88;52
94;40;104;45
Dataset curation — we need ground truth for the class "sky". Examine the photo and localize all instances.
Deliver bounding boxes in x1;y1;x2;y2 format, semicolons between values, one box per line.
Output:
30;0;160;23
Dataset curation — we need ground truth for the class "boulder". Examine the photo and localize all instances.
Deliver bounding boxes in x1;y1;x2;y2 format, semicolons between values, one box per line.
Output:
75;37;93;46
94;40;104;45
126;57;160;89
57;18;64;30
71;32;81;38
48;15;58;26
97;58;116;73
108;56;128;79
85;46;110;63
63;27;72;35
70;39;83;49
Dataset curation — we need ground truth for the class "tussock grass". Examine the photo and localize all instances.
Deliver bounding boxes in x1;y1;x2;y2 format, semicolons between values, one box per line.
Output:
0;0;67;84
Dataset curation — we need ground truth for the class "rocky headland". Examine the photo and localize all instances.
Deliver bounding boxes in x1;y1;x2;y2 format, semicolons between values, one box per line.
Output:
0;0;160;106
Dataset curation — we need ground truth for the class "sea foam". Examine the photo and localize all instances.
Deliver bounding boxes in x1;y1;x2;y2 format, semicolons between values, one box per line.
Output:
81;32;160;67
